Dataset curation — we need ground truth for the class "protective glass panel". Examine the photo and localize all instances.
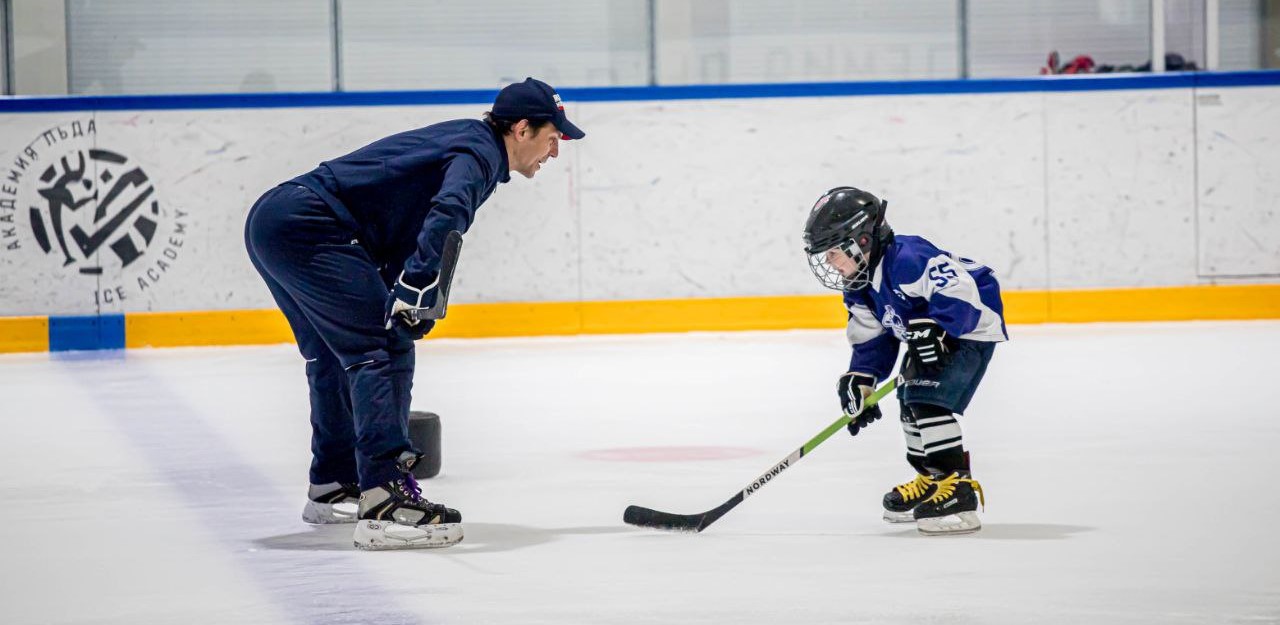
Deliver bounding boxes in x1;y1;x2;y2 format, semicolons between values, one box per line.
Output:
969;0;1152;76
1219;0;1265;70
340;0;649;90
67;0;332;95
1164;0;1207;69
656;0;959;84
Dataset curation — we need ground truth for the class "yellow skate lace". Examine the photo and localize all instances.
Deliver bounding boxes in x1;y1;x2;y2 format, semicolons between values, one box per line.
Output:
926;473;985;510
894;474;934;500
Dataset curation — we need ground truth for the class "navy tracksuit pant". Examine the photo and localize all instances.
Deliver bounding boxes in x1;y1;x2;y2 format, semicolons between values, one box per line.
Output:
245;183;415;490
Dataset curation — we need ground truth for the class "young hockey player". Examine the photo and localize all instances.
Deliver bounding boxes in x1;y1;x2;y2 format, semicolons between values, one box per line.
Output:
801;186;1006;535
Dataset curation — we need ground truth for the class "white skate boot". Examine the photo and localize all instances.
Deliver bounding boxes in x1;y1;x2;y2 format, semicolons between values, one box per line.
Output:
353;473;462;550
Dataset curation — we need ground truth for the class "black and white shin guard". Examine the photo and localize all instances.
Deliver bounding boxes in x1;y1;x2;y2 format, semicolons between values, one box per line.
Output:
909;403;966;476
900;413;928;474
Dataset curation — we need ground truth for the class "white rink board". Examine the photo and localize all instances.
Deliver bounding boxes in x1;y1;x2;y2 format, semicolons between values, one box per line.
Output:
574;93;1047;300
1195;86;1280;277
1044;89;1198;289
1;84;1278;317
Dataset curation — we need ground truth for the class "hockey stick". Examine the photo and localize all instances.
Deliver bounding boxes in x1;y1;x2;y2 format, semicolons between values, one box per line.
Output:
623;377;898;533
407;230;463;323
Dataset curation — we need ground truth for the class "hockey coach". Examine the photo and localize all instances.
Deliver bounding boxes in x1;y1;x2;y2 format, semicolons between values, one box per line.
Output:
244;77;584;550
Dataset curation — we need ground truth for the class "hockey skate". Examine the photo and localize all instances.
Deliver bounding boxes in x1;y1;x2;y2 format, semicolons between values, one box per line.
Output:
912;472;984;535
302;482;361;524
882;473;936;523
353;473;463;550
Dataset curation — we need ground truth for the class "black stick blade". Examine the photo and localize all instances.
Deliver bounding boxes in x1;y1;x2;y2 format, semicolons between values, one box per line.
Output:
623;505;706;533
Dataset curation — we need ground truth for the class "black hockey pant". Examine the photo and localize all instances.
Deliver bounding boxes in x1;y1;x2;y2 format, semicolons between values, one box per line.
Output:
245;183;414;490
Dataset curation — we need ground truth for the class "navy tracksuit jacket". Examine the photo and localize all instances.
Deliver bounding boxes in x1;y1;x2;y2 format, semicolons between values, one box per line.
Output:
245;119;510;489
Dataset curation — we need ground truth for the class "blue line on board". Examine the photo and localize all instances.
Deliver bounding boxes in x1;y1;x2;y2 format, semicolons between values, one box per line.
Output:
2;71;1277;113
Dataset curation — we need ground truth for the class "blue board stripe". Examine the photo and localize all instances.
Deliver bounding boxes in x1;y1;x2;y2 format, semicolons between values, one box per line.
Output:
2;70;1278;114
48;314;126;351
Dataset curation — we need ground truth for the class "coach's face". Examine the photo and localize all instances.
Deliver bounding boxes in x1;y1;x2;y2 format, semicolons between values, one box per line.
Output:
509;120;561;179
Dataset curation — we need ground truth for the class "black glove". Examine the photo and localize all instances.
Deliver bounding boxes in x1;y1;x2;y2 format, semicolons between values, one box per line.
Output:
384;271;439;341
838;372;882;436
904;319;950;372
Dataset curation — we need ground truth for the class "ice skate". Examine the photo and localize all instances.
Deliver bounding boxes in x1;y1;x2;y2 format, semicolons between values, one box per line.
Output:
353;473;463;550
301;482;360;524
913;472;984;535
882;473;937;523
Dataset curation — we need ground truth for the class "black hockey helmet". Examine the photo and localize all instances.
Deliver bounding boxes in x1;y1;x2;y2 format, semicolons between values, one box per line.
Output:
802;186;893;291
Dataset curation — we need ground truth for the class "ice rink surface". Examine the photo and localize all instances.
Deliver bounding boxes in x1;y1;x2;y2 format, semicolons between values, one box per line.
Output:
1;321;1278;625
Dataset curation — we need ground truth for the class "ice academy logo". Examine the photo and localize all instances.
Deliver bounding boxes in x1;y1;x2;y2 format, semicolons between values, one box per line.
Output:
0;119;188;306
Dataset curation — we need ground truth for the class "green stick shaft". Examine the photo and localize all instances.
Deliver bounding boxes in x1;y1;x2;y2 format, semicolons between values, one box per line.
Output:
800;377;898;455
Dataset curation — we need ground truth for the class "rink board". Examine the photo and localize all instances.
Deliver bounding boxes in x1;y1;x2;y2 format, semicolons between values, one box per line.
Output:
2;72;1278;351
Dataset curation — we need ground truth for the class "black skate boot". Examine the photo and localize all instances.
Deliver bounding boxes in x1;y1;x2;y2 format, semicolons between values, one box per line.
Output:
912;472;984;535
353;453;462;550
882;473;937;523
302;482;361;524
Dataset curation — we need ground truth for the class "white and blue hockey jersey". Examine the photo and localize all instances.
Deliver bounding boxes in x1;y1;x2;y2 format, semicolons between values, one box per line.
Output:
842;235;1007;381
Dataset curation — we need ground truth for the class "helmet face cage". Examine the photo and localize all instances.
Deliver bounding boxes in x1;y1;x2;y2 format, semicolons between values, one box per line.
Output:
807;240;872;291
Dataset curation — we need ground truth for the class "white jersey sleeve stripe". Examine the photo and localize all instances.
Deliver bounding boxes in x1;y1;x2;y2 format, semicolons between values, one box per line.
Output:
845;301;886;346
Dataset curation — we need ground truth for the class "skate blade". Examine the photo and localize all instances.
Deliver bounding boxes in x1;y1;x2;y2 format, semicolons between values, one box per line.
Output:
353;519;464;550
302;500;358;525
882;509;916;524
916;511;981;536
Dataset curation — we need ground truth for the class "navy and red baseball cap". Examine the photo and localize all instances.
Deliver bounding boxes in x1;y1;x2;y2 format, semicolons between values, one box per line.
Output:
492;77;586;140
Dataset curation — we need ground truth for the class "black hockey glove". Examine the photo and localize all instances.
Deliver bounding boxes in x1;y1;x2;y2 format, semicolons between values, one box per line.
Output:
384;271;438;341
904;318;950;372
838;372;882;436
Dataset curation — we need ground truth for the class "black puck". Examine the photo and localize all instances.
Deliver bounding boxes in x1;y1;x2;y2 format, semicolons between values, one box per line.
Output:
408;410;442;479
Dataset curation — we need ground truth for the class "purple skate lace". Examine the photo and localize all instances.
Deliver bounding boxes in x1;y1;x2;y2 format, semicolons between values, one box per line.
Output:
399;474;423;503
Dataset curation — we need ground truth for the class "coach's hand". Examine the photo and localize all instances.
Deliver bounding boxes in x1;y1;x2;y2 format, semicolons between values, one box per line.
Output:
839;372;882;436
385;271;438;340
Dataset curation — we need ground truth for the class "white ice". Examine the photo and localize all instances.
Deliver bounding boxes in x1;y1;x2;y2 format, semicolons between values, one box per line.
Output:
1;321;1278;624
